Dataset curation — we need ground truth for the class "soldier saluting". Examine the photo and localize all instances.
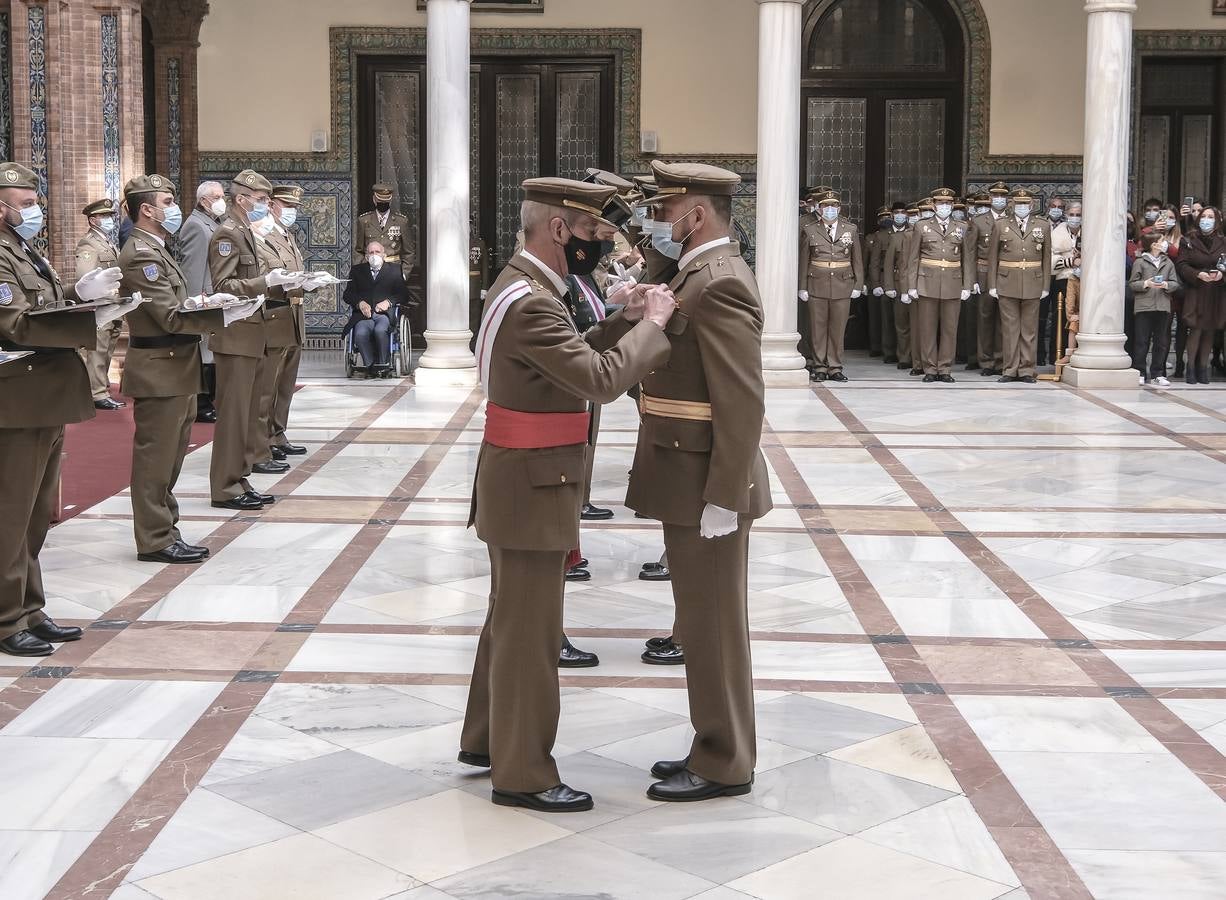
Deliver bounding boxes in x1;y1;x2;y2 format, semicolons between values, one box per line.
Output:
458;177;675;813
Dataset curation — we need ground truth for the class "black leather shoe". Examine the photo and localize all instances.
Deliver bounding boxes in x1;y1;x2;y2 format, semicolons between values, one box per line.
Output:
651;757;690;779
211;494;264;511
137;542;209;565
274;443;307;455
270;445;287;461
909;368;923;376
812;371;827;382
826;371;848;383
559;636;599;668
28;618;83;643
195;407;217;424
647;770;753;802
245;490;276;506
458;750;491;768
938;374;956;384
896;362;910;370
581;503;614;521
998;375;1018;383
565;566;591;582
639;563;671;582
965;362;981;371
980;368;998;377
868;349;882;358
0;631;54;657
252;460;290;475
1198;367;1211;385
883;356;898;364
1019;375;1038;384
94;397;126;410
642;638;685;665
492;783;593;813
922;374;937;383
177;540;210;557
645;635;674;651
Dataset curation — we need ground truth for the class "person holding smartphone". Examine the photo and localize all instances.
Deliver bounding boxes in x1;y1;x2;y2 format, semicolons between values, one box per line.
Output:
1128;228;1179;386
1175;207;1226;384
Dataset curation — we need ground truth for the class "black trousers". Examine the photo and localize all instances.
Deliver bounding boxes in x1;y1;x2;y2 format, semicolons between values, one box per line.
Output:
1132;310;1171;380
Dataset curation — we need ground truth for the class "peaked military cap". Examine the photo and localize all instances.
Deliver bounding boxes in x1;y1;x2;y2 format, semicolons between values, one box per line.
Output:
83;197;118;216
632;174;659;199
639;160;740;204
1010;188;1036;202
906;203;920;215
931;187;957;201
372;183;394;200
816;190;841;207
917;196;935;211
523;177;619;228
584;168;635;194
806;185;833;200
987;181;1011;196
971;191;990;204
124;174;177;198
233;169;273;193
272;184;304;206
0;162;40;190
876;205;891;218
954;199;967;210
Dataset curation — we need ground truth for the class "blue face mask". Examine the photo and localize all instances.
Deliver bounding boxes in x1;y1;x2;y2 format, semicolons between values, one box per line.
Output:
279;208;298;228
4;201;45;241
247;200;269;223
1048;208;1063;221
821;206;840;222
650;207;699;260
952;209;967;221
98;217;116;234
935;204;953;219
159;203;183;235
893;213;908;226
1200;218;1217;233
991;197;1007;212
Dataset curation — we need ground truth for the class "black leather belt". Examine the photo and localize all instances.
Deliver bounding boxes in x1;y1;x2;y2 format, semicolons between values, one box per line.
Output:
266;299;291;309
129;334;200;350
0;341;67;355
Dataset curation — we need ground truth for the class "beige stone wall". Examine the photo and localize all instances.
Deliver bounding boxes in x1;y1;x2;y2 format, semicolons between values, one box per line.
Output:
197;0;1226;159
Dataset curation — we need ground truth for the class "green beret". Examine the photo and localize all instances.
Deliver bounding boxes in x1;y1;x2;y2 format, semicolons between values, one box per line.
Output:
233;169;273;193
0;162;40;190
123;174;176;198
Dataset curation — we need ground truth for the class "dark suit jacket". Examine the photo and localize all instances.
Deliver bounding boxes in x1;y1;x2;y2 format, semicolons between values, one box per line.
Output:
341;262;409;336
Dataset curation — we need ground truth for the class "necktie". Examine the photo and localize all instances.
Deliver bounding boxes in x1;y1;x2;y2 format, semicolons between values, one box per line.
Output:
24;245;52;282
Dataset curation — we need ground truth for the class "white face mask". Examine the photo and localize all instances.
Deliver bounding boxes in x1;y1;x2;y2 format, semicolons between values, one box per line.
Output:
1155;241;1169;255
279;208;297;228
253;215;276;237
935;204;953;220
97;217;116;234
1015;204;1032;219
210;197;227;218
367;254;383;269
821;206;840;222
991;197;1008;212
1067;215;1082;228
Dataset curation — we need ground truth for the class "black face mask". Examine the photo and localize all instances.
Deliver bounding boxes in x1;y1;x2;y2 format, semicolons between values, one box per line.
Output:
878;219;891;231
375;202;391;213
564;233;604;276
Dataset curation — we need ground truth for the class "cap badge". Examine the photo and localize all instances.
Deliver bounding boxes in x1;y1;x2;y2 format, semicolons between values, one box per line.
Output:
245;174;256;186
150;175;163;188
3;170;16;184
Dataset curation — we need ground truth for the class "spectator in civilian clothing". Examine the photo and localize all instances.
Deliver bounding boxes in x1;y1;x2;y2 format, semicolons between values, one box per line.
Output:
1175;207;1226;385
1128;229;1179;386
342;241;407;375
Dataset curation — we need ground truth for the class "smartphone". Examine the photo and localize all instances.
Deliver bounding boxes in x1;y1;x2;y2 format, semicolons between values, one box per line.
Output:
1185;196;1195;208
1152;274;1166;284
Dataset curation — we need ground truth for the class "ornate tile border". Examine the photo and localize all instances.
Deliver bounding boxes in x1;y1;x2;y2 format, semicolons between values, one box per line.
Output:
101;13;121;201
27;4;48;254
0;12;11;162
167;57;183;191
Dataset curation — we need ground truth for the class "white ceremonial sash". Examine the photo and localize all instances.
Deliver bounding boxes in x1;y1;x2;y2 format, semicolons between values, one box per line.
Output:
475;279;532;395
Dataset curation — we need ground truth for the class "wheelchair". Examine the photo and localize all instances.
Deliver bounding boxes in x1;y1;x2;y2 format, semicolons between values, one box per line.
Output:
344;301;417;379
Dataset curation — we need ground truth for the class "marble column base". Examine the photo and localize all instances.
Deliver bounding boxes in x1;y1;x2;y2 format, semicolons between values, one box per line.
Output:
1061;365;1139;388
1063;333;1135;387
762;331;809;387
415;330;478;386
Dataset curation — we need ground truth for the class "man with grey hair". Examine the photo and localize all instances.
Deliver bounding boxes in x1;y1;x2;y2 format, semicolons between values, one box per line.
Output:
181;180;226;422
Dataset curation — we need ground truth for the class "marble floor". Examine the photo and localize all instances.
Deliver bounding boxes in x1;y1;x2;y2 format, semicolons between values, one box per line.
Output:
6;354;1226;900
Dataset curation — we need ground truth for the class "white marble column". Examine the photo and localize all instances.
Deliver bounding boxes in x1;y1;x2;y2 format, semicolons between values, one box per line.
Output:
416;0;478;386
1064;0;1136;387
755;0;809;386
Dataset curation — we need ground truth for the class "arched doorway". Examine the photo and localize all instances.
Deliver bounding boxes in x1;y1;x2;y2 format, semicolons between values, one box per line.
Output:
801;0;965;227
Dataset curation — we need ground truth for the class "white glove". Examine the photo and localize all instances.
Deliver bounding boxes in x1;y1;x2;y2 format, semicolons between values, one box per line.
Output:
989;288;999;298
901;293;913;305
205;292;240;307
886;290;897;299
623;261;644;283
798;290;809;302
94;294;144;327
75;266;123;303
960;289;971;301
908;289;919;300
699;503;738;540
1041;289;1050;299
850;289;861;299
872;287;884;297
265;268;304;289
973;283;981;294
223;295;265;327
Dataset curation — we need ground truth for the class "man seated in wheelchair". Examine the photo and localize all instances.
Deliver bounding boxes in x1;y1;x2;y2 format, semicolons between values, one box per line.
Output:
343;240;409;377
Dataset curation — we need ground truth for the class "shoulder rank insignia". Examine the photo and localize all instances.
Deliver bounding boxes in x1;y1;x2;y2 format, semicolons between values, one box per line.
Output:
143;264;160;281
218;241;232;258
0;283;11;305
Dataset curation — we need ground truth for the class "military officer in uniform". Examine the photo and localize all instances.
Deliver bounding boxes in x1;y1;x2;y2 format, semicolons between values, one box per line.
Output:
75;198;125;410
629;160;772;802
883;203;918;370
799;190;863;383
458;177;674;813
208;169;305;510
956;193;985;370
987;188;1052;384
906;187;974;383
863;205;892;358
0;161;128;656
266;185;309;461
973;182;1011;377
877;203;908;364
353;183;411;270
117;175;235;564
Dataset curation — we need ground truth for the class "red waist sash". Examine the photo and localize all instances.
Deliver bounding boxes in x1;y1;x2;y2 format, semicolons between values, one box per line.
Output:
484;402;590;449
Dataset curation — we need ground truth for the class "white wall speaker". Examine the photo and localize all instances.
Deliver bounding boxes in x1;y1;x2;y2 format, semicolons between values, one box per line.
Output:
311;130;329;153
641;130;658;154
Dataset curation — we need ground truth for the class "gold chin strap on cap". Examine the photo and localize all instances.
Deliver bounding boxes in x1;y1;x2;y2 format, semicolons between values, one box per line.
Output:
561;199;604;218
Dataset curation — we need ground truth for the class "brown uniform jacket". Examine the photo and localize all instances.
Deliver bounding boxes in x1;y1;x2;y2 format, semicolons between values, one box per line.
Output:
118;229;224;398
970;212;1006;286
207;208;293;357
864;230;887;292
74;229;118;280
799;218;865;299
470;253;670;552
626;241;772;527
0;229;96;428
906;219;975;299
881;226;913;294
267;226;307;344
253;233;299;350
987;216;1054;300
353;210;412;268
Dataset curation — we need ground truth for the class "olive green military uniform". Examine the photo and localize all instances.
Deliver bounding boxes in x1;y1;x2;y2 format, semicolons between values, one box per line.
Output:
883;222;916;367
863;208;891;357
795;208;818;367
74;210;121;401
459;179;670;794
906;193;974;377
987;194;1053;380
118;213;224;554
0;165;97;641
799;193;864;378
352;200;412;268
261;224;306;451
625;162;772;788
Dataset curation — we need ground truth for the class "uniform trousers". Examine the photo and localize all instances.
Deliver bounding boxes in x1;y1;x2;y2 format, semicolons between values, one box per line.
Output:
977;289;1003;372
251;351;282;468
461;546;568;792
210;352;264;501
999;296;1041;378
957;295;979;366
0;426;59;640
879;294;897;360
82;321;123;400
796;298;814;368
131;394;196;554
894;298;913;366
917;297;962;376
664;520;756;785
807;297;850;374
866;291;883;355
271;344;301;446
583;404;601;506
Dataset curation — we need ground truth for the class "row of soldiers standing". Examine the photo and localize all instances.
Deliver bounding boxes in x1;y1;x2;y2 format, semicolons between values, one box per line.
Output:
799;181;1054;383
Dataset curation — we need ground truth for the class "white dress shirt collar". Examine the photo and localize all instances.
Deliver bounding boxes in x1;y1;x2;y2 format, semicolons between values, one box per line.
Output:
677;236;732;272
520;250;569;298
132;227;165;247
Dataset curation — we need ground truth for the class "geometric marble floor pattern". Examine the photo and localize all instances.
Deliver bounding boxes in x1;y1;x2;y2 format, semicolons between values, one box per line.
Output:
5;354;1226;900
